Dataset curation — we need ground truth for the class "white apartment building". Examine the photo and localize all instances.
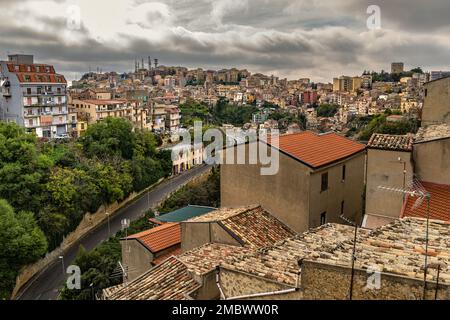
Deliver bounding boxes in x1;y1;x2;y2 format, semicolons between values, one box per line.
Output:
0;54;68;138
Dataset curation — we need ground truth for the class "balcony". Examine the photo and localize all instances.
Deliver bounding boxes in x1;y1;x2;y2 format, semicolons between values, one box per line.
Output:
23;91;66;97
3;89;11;98
27;102;67;108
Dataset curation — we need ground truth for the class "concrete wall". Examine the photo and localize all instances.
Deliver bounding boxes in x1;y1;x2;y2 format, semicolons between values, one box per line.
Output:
301;260;449;300
219;268;302;300
220;143;311;233
193;271;222;300
121;239;154;281
365;149;413;218
414;138;450;185
181;222;240;252
309;153;366;227
221;142;366;233
422;77;450;126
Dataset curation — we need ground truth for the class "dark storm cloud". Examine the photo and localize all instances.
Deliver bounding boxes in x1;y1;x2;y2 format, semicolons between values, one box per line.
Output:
0;0;449;81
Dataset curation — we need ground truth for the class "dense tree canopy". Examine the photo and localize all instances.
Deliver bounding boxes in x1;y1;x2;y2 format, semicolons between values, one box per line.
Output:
0;199;47;299
59;168;220;300
0;119;171;298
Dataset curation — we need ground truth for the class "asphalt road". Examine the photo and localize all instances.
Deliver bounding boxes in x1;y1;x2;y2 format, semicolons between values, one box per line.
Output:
16;164;212;300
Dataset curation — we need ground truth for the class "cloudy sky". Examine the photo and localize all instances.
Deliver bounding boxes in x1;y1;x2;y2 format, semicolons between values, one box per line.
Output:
1;0;450;82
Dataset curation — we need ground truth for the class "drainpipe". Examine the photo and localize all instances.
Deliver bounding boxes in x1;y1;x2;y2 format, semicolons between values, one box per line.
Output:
226;288;298;300
215;266;227;300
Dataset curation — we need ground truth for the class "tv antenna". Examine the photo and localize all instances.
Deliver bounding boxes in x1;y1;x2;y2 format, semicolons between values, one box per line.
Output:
378;177;431;300
339;214;359;300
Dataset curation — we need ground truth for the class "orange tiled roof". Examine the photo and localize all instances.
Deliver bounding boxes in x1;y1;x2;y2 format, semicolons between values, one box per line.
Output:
125;223;181;253
266;131;365;168
401;181;450;222
6;63;66;84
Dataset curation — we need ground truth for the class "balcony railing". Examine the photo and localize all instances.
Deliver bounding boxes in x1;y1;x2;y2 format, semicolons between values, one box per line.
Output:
23;91;66;97
26;102;67;108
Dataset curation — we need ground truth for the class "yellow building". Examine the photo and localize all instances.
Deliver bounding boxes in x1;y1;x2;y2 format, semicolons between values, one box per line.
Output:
70;99;149;130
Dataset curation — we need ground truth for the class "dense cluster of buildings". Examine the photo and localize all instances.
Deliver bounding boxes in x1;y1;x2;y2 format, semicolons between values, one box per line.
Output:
100;75;450;301
3;54;450;140
2;53;450;300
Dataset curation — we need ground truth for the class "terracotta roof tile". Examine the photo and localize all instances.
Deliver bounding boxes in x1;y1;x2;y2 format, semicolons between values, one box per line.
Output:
186;206;296;249
220;206;296;249
401;181;450;222
179;243;252;275
266;131;365;168
152;247;183;266
222;218;450;286
125;223;181;253
368;133;413;151
105;256;200;300
104;243;250;300
415;124;450;143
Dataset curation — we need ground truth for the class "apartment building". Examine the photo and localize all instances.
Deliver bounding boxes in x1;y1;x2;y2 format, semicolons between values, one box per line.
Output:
220;131;366;233
333;76;362;93
71;98;148;129
167;143;204;174
0;54;68;138
165;105;180;132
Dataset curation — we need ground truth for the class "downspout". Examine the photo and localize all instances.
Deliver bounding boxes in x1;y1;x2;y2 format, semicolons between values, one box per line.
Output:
223;262;302;301
215;266;227;300
226;288;298;300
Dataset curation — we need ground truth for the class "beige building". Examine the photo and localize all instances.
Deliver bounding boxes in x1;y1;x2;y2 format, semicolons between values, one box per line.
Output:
104;206;295;300
218;217;450;300
414;124;450;185
165;105;180;132
220;132;366;233
333;76;362;93
364;125;450;228
121;223;181;281
421;76;450;126
181;205;295;252
364;133;414;228
70;98;148;129
151;103;167;132
169;143;204;175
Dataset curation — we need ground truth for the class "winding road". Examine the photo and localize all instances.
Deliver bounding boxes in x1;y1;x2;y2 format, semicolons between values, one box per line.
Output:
16;164;212;300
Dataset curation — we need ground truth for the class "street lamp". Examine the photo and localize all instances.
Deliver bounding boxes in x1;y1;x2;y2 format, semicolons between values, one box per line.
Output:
90;283;94;300
106;212;111;236
58;255;65;274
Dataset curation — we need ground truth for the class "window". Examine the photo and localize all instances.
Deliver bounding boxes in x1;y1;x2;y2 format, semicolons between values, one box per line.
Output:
342;165;346;182
27;88;32;95
321;172;328;192
37;87;42;94
320;212;326;225
341;201;345;215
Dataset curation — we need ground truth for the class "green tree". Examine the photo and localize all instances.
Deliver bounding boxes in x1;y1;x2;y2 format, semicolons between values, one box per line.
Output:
0;199;47;298
316;104;338;117
80;118;135;160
